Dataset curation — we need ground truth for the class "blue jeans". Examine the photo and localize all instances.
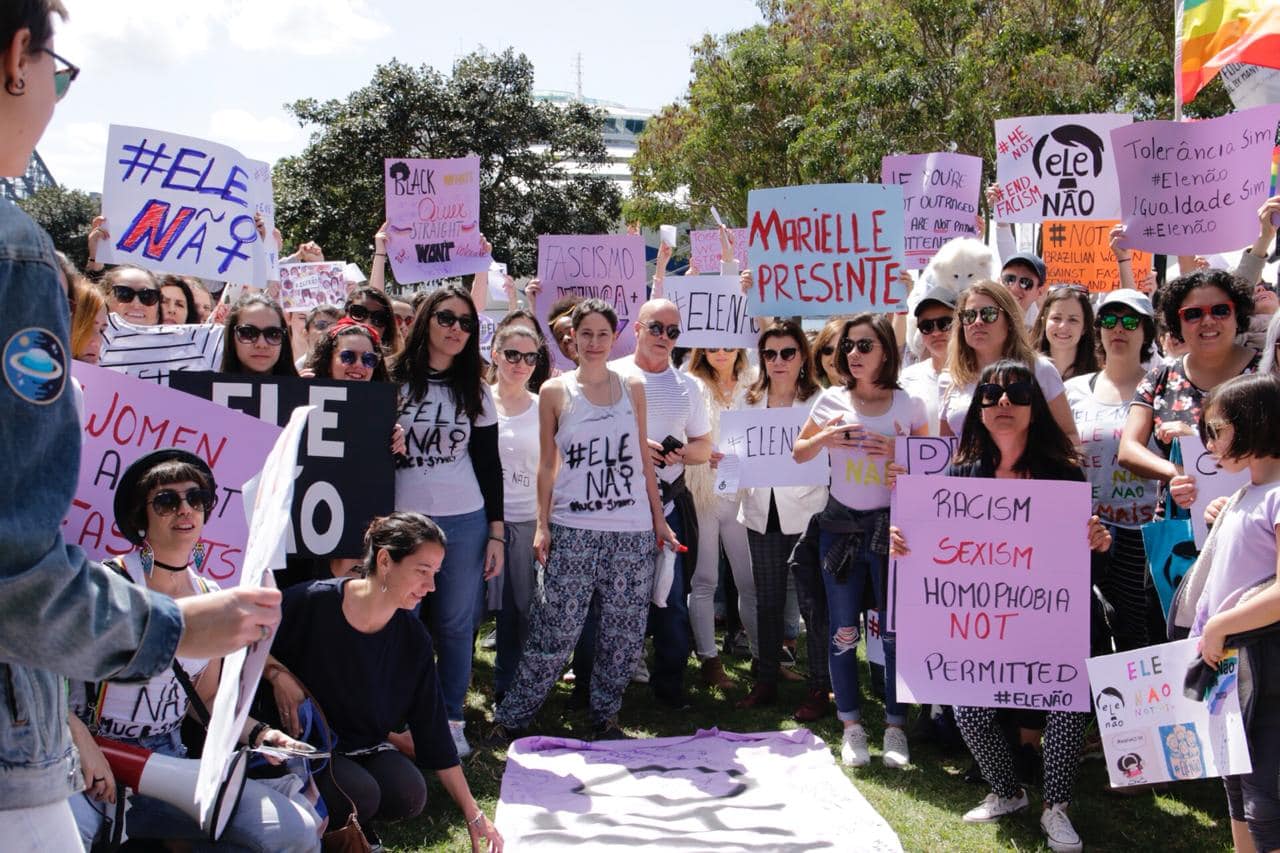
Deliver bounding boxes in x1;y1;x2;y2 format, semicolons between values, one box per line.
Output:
647;508;690;700
423;509;489;721
819;530;905;726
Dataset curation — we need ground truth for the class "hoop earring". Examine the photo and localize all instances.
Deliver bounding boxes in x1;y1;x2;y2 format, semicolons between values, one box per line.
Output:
139;541;155;578
4;77;24;96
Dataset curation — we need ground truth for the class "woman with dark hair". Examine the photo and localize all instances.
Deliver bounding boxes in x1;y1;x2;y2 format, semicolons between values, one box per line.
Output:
391;283;503;757
890;360;1111;852
188;278;214;322
345;286;401;354
793;312;928;769
102;264;162;326
295;303;340;370
811;317;844;388
158;274;199;325
267;513;503;852
1032;285;1098;381
219;293;299;377
304;318;390;383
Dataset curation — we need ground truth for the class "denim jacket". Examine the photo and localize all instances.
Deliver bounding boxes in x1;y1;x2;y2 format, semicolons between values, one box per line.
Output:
0;199;183;809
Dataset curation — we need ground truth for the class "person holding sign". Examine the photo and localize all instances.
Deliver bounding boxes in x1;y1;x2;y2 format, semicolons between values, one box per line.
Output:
219;294;300;378
1032;285;1098;382
303;317;389;383
492;299;674;741
101;264;162;326
793;313;928;769
889;360;1111;851
392;284;504;758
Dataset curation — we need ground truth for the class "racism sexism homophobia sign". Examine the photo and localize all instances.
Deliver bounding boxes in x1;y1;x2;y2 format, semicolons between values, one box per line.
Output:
98;125;277;286
747;183;906;317
384;155;492;283
892;474;1093;710
881;153;983;269
537;234;647;369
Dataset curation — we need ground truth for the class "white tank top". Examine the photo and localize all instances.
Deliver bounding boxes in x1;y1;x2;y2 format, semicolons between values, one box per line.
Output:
551;370;653;532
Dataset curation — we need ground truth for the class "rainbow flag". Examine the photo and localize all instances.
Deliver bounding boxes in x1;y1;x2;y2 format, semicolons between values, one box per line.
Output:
1178;0;1280;105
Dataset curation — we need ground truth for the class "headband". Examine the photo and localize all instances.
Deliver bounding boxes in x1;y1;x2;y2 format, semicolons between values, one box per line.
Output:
328;316;381;347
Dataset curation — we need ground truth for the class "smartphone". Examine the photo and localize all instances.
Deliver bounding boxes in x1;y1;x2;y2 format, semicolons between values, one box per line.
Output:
656;434;684;467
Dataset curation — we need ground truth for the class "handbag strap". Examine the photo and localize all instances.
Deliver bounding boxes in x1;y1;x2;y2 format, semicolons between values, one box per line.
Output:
171;659;211;728
293;683;360;823
1165;437;1190;520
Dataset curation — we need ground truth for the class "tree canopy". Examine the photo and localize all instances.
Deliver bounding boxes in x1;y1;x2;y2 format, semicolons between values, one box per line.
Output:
17;184;98;271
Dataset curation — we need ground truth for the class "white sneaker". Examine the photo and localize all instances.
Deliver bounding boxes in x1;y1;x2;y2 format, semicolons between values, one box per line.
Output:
1040;804;1083;852
882;726;910;769
631;659;650;684
962;790;1029;823
449;720;471;758
840;724;870;767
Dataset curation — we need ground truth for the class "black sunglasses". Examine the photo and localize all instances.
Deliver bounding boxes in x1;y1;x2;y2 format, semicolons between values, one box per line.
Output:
839;337;876;355
338;349;380;369
432;309;477;334
819;345;835;357
234;324;285;346
112;285;161;307
645;321;681;341
1050;283;1089;295
347;304;392;328
150;487;216;517
762;346;798;362
501;349;539;366
959;306;1003;326
1098;313;1141;331
976;381;1035;407
917;316;953;335
1001;273;1039;291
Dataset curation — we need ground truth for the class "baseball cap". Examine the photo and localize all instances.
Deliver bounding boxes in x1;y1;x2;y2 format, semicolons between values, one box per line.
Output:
1001;252;1047;286
914;285;958;317
1096;288;1154;318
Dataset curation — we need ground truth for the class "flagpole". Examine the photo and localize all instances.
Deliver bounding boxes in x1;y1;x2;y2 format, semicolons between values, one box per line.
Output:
1174;0;1184;120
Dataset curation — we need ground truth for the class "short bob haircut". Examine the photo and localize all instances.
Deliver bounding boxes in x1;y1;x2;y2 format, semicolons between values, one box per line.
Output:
955;359;1079;476
305;322;389;382
1094;302;1157;365
345;286;401;354
125;458;218;540
833;312;900;390
360;511;447;579
219;293;299;377
570;297;618;332
1161;268;1254;340
1033;286;1098;379
1199;373;1280;461
745;319;820;406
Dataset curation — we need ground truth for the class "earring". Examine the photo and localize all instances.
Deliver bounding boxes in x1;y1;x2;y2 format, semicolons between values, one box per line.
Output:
4;77;24;96
139;541;154;577
191;541;206;572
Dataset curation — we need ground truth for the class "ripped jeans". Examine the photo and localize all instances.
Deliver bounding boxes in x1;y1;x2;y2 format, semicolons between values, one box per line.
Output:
818;530;905;726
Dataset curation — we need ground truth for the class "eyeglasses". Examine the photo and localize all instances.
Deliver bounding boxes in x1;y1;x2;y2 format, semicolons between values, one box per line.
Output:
150;487;216;517
645;321;681;341
819;345;835;357
111;285;161;307
395;313;414;328
337;349;380;369
347;304;391;329
431;309;477;334
839;338;877;355
310;317;336;332
959;306;1003;326
39;48;79;101
1098;313;1142;331
501;349;539;366
1177;302;1233;324
704;348;732;354
1049;284;1089;295
762;346;798;362
976;381;1035;407
917;316;953;335
1001;273;1039;291
234;324;285;346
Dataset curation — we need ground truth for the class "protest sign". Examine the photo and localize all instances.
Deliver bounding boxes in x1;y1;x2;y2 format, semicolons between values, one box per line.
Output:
881;153;983;268
1086;638;1250;787
748;183;905;317
892;474;1093;710
277;261;349;313
169;372;396;558
865;609;885;666
689;227;748;271
1112;104;1280;254
478;311;499;362
894;435;959;477
99;315;224;385
664;275;760;348
537;234;647;369
717;407;828;489
992;113;1132;223
1042;220;1153;292
1222;63;1280;111
384;155;491;283
66;363;281;585
98;125;276;285
1180;434;1251;546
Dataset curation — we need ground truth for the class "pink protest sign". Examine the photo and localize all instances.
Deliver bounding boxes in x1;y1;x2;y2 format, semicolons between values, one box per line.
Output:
689;228;748;272
536;234;647;369
384;156;491;283
892;474;1093;711
881;153;983;268
1111;104;1280;254
277;261;348;313
992;113;1132;223
65;363;281;586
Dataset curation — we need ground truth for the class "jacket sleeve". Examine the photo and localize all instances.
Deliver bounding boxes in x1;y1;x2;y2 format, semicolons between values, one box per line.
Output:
468;422;504;524
0;206;181;683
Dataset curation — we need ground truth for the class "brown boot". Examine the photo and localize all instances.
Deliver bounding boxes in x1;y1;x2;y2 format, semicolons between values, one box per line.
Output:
793;688;834;722
700;656;734;690
735;682;778;710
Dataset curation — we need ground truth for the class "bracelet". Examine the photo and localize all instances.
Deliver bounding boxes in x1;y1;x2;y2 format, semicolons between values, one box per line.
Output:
247;721;270;748
373;252;386;257
1116;256;1132;264
488;535;505;543
467;811;486;828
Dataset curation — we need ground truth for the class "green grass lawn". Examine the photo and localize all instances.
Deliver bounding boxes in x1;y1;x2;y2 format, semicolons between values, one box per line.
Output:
379;625;1235;852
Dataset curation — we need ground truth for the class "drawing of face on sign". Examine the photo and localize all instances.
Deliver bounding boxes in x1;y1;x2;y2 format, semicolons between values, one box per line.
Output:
1095;686;1125;728
1117;752;1145;782
1032;125;1107;219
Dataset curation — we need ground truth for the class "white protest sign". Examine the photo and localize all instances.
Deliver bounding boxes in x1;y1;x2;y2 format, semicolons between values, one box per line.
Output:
659;225;677;247
1180;434;1250;546
277;261;348;313
1221;63;1280;110
718;407;828;488
487;261;508;305
664;275;760;348
1086;638;1250;787
99;315;224;385
99;125;276;285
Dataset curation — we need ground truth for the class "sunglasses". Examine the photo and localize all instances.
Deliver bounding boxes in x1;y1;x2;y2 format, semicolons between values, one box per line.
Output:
839;338;877;355
112;285;161;307
976;381;1035;407
704;348;732;354
1050;283;1089;295
431;309;477;334
347;304;392;328
819;345;835;357
234;324;285;346
917;316;953;335
1204;418;1231;442
395;313;415;328
1098;313;1142;331
310;317;336;332
763;346;799;362
1177;302;1233;324
1001;273;1039;291
150;487;216;517
39;48;79;101
338;349;380;369
645;321;681;341
960;305;1003;326
501;349;539;366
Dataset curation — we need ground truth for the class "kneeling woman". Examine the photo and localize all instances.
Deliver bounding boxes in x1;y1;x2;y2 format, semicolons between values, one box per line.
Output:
68;450;321;852
269;513;503;852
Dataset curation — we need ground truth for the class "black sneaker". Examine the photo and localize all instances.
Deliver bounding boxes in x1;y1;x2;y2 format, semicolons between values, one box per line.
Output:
592;719;632;741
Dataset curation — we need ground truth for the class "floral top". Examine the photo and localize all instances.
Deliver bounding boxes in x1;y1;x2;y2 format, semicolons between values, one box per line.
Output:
1133;352;1260;459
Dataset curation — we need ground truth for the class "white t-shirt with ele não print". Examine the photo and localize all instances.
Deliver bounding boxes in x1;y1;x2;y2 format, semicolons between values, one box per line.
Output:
808;386;927;511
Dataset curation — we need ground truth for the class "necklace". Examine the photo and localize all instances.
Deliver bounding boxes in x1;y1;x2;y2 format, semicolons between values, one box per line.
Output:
152;557;189;572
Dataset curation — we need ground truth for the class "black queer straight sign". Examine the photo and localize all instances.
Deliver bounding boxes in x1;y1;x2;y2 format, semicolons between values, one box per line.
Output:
170;372;395;558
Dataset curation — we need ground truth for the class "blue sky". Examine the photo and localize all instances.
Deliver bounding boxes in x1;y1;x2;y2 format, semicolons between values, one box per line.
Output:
42;0;765;192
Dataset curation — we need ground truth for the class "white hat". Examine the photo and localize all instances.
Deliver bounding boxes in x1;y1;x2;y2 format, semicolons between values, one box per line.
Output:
1096;288;1153;318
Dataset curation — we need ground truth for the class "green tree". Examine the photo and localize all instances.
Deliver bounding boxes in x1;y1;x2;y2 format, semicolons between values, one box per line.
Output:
274;50;621;281
17;184;98;271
